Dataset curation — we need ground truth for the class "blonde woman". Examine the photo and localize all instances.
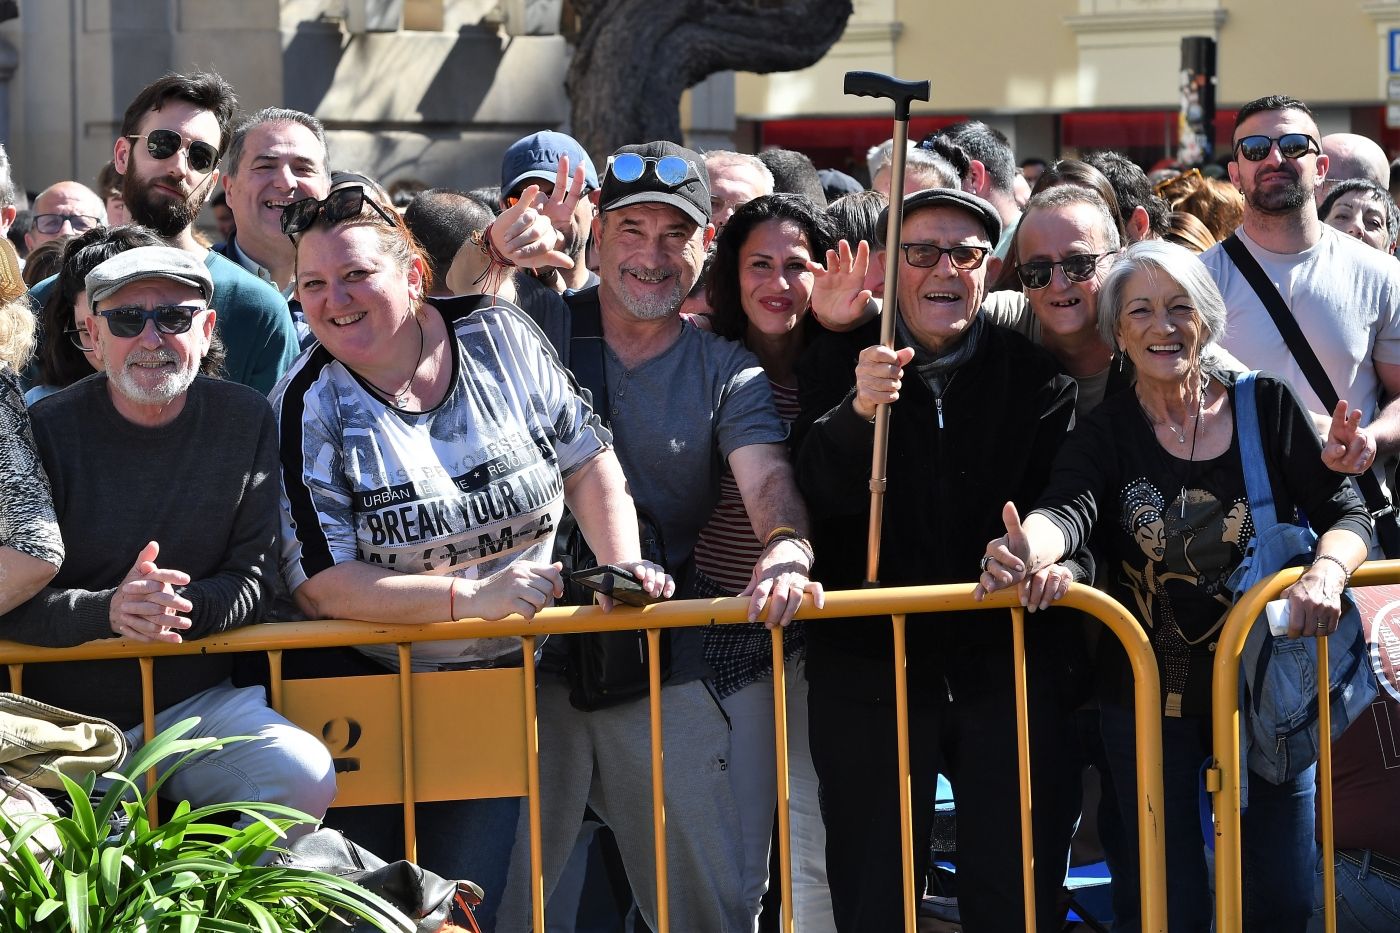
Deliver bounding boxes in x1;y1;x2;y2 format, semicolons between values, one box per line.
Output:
0;269;64;612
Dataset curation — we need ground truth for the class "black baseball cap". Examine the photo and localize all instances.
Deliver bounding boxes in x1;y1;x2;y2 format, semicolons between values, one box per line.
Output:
599;141;711;228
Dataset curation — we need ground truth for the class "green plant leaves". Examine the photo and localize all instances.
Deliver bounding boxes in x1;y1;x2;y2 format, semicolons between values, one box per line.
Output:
0;719;414;933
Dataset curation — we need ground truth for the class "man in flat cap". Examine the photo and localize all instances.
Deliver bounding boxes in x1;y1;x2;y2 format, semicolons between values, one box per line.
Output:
797;188;1083;931
1;245;334;835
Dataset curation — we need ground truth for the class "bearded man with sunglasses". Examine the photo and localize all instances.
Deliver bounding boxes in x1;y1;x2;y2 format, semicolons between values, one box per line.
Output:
796;187;1083;931
1201;95;1400;557
1;245;335;838
97;72;298;395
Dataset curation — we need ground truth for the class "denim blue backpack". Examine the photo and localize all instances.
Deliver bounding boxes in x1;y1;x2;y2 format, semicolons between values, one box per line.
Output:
1227;372;1376;788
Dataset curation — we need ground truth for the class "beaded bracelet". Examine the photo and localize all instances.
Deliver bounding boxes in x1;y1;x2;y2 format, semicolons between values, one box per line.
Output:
1311;553;1351;585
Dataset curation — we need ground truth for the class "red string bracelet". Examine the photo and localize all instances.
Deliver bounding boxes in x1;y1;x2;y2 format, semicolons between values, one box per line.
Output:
448;577;459;620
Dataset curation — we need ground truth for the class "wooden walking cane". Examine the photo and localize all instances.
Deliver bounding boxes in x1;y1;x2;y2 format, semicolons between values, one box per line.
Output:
845;71;932;933
843;71;930;586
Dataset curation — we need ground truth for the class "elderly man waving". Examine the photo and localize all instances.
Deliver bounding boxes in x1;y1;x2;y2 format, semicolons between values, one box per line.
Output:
797;188;1083;932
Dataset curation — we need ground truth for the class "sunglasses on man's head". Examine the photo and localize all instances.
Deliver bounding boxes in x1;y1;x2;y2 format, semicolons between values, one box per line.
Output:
33;213;102;236
280;186;398;238
95;304;206;339
1016;252;1116;290
605;153;702;189
127;129;220;175
900;242;990;271
1232;133;1320;163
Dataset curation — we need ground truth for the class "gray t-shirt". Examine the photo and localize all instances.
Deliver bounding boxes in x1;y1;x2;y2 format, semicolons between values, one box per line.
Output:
601;323;784;682
557;290;788;684
600;324;784;570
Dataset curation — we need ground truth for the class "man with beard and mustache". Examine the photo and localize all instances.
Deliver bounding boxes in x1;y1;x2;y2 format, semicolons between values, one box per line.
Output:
499;130;599;295
1201;95;1400;558
495;140;820;931
61;72;299;396
3;245;335;837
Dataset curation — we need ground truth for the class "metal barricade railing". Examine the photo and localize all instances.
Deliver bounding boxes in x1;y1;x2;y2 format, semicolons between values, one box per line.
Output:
1210;558;1400;933
0;582;1167;933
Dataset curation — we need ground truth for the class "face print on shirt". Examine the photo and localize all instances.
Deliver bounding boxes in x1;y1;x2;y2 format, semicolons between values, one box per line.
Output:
1117;478;1252;714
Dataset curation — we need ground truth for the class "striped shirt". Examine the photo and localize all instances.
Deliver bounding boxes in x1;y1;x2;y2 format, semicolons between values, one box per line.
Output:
695;380;802;696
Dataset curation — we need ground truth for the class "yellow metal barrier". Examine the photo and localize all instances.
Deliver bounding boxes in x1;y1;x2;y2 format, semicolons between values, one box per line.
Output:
1210;558;1400;933
0;583;1167;933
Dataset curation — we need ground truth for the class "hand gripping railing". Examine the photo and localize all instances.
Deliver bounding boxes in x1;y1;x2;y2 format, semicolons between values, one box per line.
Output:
1209;558;1400;933
0;582;1167;933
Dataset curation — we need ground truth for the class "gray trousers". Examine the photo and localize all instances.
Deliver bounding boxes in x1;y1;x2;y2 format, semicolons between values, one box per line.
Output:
496;678;748;932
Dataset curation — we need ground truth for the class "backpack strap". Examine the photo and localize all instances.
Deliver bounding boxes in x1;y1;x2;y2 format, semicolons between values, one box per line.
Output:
564;288;610;428
1231;370;1277;530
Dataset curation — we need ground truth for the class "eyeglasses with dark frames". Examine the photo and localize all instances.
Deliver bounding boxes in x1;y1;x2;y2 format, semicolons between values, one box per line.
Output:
65;326;92;352
33;213;102;236
900;242;991;270
126;129;220;175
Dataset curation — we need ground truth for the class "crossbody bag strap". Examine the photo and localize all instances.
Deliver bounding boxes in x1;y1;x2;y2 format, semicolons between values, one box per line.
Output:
1222;233;1394;520
1231;371;1278;528
565;291;610;429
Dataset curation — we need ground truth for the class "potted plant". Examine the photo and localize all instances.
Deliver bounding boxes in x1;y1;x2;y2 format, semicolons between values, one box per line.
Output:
0;717;414;933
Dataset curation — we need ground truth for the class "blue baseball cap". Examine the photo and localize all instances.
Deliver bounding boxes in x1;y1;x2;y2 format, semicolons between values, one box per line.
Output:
501;130;599;196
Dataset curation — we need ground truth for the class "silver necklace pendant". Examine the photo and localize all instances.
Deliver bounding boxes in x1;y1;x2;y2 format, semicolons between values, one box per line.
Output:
394;394;409;410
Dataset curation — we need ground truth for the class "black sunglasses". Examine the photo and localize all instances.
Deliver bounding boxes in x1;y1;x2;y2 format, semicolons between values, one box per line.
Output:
34;213;102;236
605;153;702;188
128;129;220;175
901;242;991;271
1016;252;1115;290
281;186;398;238
1232;133;1320;163
95;304;206;339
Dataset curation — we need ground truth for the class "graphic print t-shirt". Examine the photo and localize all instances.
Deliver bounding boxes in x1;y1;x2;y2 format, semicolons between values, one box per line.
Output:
273;301;608;671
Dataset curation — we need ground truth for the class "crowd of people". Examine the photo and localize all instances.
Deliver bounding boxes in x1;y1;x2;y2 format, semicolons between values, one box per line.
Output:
0;70;1398;933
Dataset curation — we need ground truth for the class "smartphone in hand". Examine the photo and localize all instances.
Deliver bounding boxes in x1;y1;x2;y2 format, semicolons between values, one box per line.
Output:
568;565;665;608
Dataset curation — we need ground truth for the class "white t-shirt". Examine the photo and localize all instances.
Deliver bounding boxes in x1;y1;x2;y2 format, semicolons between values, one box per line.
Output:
272;301;608;671
1201;226;1400;499
1202;226;1400;421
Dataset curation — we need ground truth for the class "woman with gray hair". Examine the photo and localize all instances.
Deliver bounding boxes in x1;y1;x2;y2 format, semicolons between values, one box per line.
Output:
975;239;1371;931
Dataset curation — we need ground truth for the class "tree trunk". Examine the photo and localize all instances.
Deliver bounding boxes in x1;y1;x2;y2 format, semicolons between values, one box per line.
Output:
566;0;852;159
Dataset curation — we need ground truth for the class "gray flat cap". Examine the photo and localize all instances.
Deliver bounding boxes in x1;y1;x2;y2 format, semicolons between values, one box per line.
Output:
86;246;214;305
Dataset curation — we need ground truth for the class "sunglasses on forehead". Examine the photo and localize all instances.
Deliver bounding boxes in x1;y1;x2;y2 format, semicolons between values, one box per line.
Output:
280;186;398;238
605;153;703;188
1232;133;1320;163
95;304;206;338
127;129;220;175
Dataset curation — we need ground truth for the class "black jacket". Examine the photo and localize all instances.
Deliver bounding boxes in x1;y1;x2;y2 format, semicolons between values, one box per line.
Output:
796;318;1079;689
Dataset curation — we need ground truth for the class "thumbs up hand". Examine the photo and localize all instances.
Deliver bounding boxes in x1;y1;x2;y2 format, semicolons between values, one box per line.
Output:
974;502;1029;599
